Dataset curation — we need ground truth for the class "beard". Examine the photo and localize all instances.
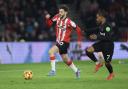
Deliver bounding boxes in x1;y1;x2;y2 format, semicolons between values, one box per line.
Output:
60;15;65;19
59;13;67;19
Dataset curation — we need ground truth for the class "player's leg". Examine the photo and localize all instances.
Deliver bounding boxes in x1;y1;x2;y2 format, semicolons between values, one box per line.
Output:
48;45;59;76
103;53;114;80
57;42;80;78
61;54;80;78
85;42;103;72
85;46;98;62
103;43;114;80
97;52;104;64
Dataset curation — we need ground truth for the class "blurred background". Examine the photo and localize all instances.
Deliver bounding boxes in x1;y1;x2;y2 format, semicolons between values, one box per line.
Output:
0;0;127;64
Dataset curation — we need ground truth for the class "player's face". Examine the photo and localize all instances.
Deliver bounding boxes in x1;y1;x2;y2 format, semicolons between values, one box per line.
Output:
96;14;103;24
59;9;67;18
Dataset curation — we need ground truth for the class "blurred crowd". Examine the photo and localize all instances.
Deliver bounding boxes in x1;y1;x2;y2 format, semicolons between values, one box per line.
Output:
77;0;128;27
75;0;128;41
0;0;58;41
0;0;128;42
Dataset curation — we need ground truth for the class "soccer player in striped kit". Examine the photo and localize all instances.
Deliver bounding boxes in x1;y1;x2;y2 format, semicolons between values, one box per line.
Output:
45;5;82;78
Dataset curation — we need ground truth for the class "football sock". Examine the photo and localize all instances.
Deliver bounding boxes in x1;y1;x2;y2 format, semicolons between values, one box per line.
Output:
66;60;77;72
96;61;100;65
50;56;56;71
86;50;98;62
105;62;113;73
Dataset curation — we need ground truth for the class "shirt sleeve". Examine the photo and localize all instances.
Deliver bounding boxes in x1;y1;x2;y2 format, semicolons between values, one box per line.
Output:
76;25;83;42
69;20;77;28
69;20;83;41
46;14;59;28
52;14;59;22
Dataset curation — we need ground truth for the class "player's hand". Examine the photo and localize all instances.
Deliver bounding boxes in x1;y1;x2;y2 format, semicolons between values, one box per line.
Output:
45;14;51;19
44;10;51;19
89;34;97;40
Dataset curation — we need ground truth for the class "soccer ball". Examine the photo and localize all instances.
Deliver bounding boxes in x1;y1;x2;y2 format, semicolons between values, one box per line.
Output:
23;70;33;80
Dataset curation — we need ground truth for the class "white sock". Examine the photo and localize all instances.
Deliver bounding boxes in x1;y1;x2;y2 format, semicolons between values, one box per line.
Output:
51;60;56;71
96;61;100;65
69;63;78;72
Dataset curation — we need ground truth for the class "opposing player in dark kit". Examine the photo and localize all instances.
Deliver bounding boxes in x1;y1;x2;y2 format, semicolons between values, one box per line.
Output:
85;11;115;80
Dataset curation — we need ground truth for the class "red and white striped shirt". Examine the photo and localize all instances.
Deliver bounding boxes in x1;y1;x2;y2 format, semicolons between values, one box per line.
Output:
46;14;82;43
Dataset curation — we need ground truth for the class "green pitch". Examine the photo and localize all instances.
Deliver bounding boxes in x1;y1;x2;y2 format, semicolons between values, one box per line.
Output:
0;60;128;89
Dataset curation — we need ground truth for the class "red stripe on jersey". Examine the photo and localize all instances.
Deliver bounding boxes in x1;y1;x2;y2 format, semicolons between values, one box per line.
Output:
56;18;74;43
56;18;61;42
63;18;72;42
52;16;82;43
60;19;66;41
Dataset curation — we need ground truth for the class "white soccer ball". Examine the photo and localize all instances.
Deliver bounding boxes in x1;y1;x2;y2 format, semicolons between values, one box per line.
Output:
23;70;33;80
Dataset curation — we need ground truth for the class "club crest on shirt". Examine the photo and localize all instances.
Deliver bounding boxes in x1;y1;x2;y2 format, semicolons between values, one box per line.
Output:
100;32;105;36
58;25;66;31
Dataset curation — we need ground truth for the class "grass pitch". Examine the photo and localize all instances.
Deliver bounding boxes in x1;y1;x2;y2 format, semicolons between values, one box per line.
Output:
0;60;128;89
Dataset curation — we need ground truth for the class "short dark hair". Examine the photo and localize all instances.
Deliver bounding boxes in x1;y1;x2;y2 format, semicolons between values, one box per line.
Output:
59;5;69;12
97;10;107;17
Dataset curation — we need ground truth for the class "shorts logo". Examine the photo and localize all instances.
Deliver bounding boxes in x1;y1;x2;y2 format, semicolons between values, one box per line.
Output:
59;42;64;45
107;55;110;60
100;32;105;36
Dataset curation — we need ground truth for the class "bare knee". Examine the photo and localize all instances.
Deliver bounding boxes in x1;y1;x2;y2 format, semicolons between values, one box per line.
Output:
49;46;58;56
49;49;54;56
86;47;94;53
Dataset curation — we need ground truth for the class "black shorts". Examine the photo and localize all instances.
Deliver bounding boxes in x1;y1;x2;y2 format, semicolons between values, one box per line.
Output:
92;41;114;62
56;41;69;54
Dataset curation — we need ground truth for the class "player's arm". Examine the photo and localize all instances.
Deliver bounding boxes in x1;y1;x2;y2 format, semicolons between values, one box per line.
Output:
70;20;83;46
76;25;83;42
45;14;59;28
45;14;53;27
90;26;112;40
